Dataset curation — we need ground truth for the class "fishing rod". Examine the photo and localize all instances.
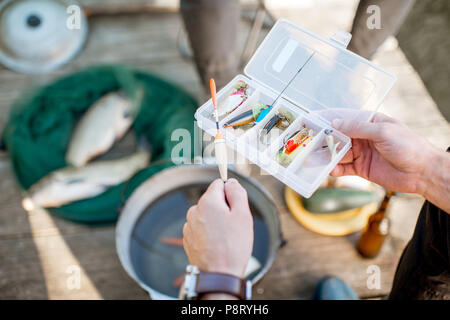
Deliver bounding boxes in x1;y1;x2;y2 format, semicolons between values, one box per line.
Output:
270;52;315;108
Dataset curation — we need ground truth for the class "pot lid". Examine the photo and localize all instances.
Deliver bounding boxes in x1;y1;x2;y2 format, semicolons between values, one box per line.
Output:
0;0;88;73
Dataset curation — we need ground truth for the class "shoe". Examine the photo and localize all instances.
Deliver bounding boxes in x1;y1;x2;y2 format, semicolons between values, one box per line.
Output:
314;276;359;300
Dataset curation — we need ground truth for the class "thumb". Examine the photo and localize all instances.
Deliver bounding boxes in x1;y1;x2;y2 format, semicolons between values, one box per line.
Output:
332;119;382;141
200;179;226;206
224;178;249;212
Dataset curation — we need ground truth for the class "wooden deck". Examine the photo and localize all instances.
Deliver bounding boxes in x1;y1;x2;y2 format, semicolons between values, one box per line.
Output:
0;1;449;300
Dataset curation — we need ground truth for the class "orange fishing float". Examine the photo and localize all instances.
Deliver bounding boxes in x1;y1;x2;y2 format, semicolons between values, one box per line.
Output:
210;78;228;181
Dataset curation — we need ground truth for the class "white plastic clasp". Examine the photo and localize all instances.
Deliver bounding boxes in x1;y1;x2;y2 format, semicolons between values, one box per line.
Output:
330;30;352;48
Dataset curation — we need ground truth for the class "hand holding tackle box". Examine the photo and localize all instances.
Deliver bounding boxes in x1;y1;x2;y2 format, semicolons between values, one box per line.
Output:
195;19;396;198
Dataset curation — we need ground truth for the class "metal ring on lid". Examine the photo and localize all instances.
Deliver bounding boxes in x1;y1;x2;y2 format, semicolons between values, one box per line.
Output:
0;0;88;73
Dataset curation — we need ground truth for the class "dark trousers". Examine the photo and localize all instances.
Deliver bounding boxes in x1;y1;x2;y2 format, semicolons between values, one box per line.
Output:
389;200;450;299
180;0;416;91
348;0;416;59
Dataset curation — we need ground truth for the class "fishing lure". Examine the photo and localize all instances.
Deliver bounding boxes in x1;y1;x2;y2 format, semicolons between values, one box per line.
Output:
224;103;270;128
277;127;314;167
325;129;340;160
215;80;249;118
259;108;295;145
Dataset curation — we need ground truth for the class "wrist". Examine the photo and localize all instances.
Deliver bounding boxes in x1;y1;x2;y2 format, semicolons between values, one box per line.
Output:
197;258;247;279
200;264;245;279
418;147;450;212
179;265;252;300
418;148;445;195
201;293;238;300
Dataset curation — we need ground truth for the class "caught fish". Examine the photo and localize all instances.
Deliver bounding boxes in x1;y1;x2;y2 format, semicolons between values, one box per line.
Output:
160;237;184;247
23;150;150;209
277;127;314;167
216;81;249;118
173;274;185;288
224;103;270;128
259;108;295;145
66;92;135;167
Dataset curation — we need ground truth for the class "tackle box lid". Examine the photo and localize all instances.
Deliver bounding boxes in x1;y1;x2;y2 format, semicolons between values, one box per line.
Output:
244;19;396;122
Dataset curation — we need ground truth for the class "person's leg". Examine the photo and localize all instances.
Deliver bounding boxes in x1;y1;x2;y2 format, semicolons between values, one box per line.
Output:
389;199;450;299
180;0;239;90
348;0;415;59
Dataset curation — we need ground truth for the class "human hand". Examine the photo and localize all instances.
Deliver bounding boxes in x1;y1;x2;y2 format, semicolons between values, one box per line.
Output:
183;178;254;279
330;112;439;195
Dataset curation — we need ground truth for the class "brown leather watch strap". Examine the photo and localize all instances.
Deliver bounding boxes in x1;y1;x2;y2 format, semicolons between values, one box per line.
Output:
195;271;249;300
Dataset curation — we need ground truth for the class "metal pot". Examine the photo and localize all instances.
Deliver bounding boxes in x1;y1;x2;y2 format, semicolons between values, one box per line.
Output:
116;165;282;299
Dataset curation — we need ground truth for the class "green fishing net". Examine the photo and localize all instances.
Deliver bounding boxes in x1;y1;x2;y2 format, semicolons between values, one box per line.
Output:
2;65;198;224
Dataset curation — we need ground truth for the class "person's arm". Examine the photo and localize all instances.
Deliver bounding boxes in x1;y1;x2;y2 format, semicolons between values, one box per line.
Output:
183;178;254;300
418;148;450;213
331;113;450;213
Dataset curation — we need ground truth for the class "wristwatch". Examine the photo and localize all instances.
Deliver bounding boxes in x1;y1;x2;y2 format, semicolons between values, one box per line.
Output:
178;265;252;300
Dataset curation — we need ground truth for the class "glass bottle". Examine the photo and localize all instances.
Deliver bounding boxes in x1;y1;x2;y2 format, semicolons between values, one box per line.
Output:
356;191;393;258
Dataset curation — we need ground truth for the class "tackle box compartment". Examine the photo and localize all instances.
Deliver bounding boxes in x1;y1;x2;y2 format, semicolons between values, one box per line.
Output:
195;18;396;198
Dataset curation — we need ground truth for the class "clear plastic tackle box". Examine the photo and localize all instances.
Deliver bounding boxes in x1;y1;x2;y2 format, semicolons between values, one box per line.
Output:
194;18;396;198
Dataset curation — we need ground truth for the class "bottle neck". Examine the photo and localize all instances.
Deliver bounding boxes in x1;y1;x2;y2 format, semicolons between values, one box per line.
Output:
378;190;394;216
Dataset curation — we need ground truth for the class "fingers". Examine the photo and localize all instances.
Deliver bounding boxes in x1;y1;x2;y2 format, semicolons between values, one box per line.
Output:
340;148;354;164
205;178;225;195
314;108;373;122
332;112;401;142
186;205;197;223
332;119;383;141
224;178;249;212
330;163;357;177
371;112;398;124
182;222;191;256
182;222;189;242
199;178;226;207
189;178;250;218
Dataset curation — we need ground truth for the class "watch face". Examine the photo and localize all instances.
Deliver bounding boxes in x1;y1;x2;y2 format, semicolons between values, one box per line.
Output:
178;266;199;300
129;183;272;298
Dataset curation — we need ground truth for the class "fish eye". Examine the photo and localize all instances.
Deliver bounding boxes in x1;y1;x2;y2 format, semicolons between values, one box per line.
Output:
123;111;131;118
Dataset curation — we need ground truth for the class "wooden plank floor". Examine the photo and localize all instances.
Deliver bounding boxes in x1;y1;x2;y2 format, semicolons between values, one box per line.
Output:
0;2;449;300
